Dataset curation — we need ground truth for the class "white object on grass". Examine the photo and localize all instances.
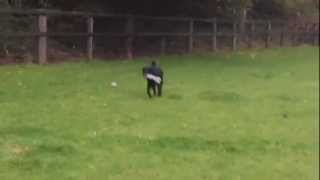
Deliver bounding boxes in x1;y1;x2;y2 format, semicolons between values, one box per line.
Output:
146;74;161;84
111;82;118;87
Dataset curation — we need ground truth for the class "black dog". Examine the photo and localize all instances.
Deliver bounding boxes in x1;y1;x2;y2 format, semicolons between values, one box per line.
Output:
142;61;164;98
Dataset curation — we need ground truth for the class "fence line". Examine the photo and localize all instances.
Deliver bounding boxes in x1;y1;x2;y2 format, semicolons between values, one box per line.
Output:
0;9;319;64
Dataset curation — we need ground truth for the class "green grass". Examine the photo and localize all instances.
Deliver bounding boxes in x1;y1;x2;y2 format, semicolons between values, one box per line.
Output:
0;47;319;180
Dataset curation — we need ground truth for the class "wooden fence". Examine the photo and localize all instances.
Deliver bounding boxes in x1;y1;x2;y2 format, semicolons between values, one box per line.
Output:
0;9;319;64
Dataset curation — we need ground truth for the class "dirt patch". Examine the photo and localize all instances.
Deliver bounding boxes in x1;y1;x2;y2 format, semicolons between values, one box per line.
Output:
8;144;31;157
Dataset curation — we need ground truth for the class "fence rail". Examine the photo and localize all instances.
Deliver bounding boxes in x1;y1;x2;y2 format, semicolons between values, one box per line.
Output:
0;9;319;64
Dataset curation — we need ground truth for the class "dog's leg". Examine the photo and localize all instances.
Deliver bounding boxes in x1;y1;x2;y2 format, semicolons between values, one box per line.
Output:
157;82;163;97
151;84;156;97
147;80;153;98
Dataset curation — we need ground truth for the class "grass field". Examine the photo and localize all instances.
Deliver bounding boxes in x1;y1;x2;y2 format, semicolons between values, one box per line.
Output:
0;47;319;180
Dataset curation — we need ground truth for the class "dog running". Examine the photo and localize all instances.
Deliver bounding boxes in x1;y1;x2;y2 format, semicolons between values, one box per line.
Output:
142;61;164;98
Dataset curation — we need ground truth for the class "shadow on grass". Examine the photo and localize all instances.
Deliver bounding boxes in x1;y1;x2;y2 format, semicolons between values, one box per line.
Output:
198;90;244;102
0;126;50;137
166;94;184;100
250;72;275;80
274;95;301;103
92;135;310;155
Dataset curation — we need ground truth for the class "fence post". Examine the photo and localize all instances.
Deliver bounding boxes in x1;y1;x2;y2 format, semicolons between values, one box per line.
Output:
87;16;94;60
249;21;255;48
280;23;285;47
160;37;167;55
212;18;217;52
232;21;237;51
188;18;194;53
291;23;297;46
266;21;272;48
38;14;47;64
295;24;300;46
313;23;318;46
126;16;134;60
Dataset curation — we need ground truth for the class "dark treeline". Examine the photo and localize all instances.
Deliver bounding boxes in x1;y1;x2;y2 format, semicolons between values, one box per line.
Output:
2;0;319;18
0;0;319;62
